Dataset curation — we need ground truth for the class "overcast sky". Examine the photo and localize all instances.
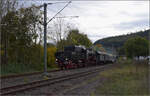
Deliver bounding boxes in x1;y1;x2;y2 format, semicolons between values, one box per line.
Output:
20;1;149;43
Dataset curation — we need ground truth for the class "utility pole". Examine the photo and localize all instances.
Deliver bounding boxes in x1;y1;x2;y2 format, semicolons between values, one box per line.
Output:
43;3;47;75
42;1;71;76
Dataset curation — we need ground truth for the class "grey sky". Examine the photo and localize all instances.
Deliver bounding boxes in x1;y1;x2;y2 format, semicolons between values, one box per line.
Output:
19;1;149;43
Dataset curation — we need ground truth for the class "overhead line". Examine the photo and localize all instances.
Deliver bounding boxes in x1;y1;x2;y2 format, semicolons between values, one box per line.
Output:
47;1;71;24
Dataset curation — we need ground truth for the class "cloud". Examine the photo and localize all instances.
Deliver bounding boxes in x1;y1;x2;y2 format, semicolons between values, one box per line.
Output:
87;34;108;42
113;19;149;30
18;1;149;43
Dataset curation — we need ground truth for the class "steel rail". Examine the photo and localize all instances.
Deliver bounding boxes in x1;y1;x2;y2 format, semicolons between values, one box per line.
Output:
0;65;111;95
0;69;60;79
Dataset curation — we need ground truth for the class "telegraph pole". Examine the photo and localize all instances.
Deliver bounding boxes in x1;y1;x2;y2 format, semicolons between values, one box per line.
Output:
43;3;48;75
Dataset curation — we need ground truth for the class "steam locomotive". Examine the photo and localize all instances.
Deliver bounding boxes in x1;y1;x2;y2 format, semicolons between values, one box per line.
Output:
55;45;116;70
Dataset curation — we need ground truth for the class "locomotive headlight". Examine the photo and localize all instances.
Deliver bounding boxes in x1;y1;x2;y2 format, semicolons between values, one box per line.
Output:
56;59;58;61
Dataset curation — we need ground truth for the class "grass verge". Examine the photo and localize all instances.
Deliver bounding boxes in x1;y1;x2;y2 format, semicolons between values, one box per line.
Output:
0;63;58;76
94;60;149;95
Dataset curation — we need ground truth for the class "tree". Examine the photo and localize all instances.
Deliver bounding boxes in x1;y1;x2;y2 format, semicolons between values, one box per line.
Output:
48;17;69;44
1;5;43;65
56;39;68;51
66;29;92;47
117;46;125;56
0;0;18;65
124;36;149;59
56;29;92;51
47;45;57;68
0;0;18;21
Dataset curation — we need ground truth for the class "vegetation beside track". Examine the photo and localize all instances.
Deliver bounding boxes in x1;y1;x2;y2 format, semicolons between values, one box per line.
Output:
0;63;58;76
1;1;92;77
94;59;149;95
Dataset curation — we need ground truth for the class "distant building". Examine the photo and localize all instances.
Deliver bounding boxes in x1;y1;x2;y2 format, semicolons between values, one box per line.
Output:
134;56;150;60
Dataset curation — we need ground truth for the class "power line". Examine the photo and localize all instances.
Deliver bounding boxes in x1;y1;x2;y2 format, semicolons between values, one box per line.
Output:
47;1;71;24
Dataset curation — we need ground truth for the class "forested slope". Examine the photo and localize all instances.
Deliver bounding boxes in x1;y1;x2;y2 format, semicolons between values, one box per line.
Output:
94;29;150;49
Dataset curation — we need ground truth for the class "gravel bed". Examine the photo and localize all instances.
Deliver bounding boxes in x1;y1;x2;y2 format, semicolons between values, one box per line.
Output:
62;73;105;96
14;64;113;96
1;65;107;89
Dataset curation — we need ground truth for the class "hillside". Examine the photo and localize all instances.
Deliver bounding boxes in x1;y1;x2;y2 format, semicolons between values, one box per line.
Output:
94;29;150;54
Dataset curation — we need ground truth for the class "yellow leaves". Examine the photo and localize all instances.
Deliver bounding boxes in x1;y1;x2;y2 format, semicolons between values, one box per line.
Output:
27;44;57;68
47;46;57;67
96;44;103;48
0;50;4;56
94;44;106;52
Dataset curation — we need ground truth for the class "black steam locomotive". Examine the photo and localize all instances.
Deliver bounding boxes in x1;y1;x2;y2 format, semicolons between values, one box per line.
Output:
55;45;116;70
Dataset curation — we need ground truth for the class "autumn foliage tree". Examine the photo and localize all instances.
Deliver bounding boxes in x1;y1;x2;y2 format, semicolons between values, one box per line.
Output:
1;5;43;64
0;2;93;74
0;4;48;74
94;44;106;52
47;44;57;68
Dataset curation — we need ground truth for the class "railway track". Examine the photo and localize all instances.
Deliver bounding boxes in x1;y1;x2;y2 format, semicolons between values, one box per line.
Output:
0;69;60;79
0;65;109;95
